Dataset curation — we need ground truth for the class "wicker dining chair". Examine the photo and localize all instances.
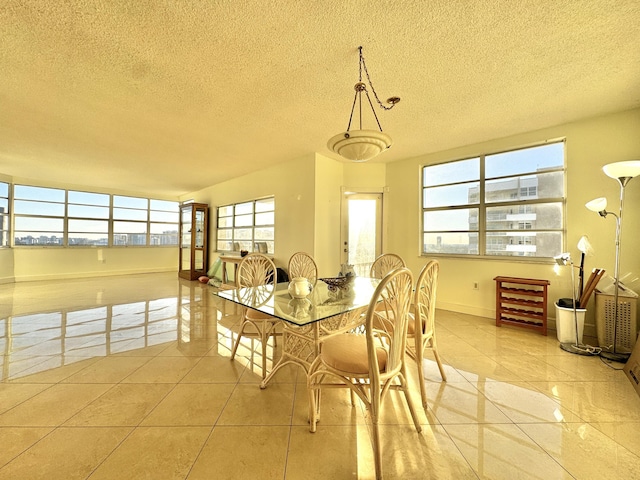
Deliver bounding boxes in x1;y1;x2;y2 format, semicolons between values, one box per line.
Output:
407;260;447;409
288;251;318;285
307;267;421;480
229;253;280;380
369;253;406;279
369;253;406;332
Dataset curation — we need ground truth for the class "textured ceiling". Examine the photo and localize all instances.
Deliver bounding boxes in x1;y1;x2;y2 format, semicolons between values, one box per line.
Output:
1;0;639;197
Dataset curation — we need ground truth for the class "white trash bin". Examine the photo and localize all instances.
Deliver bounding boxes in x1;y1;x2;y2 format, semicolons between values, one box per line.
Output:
555;302;586;344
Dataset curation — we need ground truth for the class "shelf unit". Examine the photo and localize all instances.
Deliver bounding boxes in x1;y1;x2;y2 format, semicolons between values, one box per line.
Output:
494;276;550;335
179;203;209;281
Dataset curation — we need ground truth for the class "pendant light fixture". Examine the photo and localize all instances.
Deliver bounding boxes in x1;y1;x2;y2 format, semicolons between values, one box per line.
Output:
327;46;400;162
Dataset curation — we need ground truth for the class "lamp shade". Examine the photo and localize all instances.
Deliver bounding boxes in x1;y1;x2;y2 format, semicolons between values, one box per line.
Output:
585;197;607;212
602;160;640;180
554;252;572;266
327;129;392;162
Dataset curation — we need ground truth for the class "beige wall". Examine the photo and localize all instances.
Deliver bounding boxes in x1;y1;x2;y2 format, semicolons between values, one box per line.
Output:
0;249;14;284
1;176;179;282
313;154;343;276
386;107;640;334
12;247;177;282
2;108;639;337
180;109;640;334
185;154;318;273
184;154;390;278
342;162;386;190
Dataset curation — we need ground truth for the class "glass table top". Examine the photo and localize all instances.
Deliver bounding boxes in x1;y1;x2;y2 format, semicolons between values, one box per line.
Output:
215;276;381;326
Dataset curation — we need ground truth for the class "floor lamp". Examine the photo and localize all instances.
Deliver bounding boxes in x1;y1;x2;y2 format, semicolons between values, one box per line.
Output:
585;160;640;362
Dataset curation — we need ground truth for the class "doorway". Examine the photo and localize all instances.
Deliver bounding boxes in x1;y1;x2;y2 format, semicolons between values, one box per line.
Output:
342;193;383;277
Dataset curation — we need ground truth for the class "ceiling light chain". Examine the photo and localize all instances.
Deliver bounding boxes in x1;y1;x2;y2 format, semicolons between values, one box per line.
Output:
358;46;400;111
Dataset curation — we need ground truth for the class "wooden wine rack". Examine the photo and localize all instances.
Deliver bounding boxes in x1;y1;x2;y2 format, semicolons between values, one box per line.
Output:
494;276;550;335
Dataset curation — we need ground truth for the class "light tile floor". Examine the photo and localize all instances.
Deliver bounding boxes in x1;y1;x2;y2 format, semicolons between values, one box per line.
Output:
1;272;639;479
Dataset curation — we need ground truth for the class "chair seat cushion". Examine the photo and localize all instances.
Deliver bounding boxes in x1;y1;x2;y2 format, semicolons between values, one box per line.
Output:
246;308;276;321
320;335;387;374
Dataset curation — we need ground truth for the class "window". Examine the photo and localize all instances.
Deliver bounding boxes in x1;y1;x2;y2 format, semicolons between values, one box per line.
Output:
217;197;275;254
68;190;109;246
11;184;178;247
14;185;65;245
0;182;8;247
113;195;148;246
422;141;565;258
150;199;180;246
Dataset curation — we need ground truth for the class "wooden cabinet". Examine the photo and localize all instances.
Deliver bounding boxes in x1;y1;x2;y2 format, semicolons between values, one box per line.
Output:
494;276;550;335
179;203;208;280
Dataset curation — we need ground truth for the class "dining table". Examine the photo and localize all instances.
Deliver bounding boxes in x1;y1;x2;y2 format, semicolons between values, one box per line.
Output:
216;276;381;388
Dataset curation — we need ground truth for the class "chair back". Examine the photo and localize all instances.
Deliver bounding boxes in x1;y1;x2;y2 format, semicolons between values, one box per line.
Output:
237;253;277;288
369;253;405;279
415;260;439;338
364;267;413;379
288;252;318;285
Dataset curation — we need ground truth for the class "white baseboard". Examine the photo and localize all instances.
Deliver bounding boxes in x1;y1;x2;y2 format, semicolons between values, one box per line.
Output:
438;301;494;320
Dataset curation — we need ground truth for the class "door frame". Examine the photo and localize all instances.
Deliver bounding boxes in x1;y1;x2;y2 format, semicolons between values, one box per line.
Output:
340;188;384;275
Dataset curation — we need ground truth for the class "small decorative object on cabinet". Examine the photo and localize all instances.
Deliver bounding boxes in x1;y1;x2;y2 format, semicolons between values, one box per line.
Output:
494;276;550;335
179;203;209;280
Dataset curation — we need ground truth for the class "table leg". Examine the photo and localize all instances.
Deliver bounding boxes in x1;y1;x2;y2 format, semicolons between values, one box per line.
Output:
259;307;367;389
221;260;229;285
260;323;318;389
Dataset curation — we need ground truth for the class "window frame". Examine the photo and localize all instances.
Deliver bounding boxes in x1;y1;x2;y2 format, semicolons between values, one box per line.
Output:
13;185;66;246
0;181;10;248
11;184;179;248
216;196;275;254
421;140;566;260
149;199;181;246
67;190;110;247
112;195;150;247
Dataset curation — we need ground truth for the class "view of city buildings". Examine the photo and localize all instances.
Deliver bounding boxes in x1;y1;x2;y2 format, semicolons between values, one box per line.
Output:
14;231;179;247
470;170;562;257
2;184;180;248
424;163;563;258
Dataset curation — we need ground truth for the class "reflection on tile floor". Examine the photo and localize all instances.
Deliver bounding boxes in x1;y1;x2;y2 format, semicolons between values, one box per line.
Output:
1;272;639;479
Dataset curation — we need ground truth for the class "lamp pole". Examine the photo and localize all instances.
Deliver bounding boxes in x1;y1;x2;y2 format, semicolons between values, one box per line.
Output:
600;160;640;361
601;175;631;362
